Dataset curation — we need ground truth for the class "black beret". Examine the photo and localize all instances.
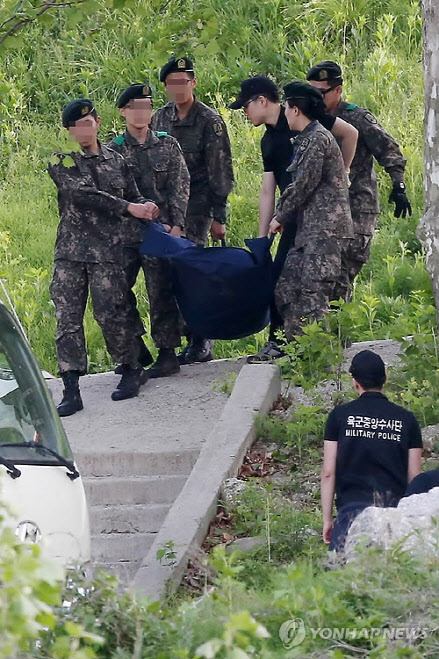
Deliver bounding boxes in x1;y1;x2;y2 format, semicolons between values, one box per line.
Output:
306;61;343;83
229;76;279;109
117;83;152;108
62;99;96;127
283;81;325;106
159;56;194;83
349;350;386;382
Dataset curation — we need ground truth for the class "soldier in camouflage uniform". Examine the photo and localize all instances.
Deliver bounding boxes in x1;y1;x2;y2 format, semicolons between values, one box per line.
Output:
307;61;411;299
151;56;235;364
269;83;353;341
109;83;190;378
49;98;159;416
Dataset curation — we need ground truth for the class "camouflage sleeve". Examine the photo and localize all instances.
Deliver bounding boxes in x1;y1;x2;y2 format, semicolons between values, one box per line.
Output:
274;135;326;225
48;160;130;215
166;140;190;228
357;109;406;184
121;159;148;205
204;116;235;222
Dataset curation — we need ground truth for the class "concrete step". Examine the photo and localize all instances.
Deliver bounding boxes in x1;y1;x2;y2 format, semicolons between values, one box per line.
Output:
89;503;170;534
94;560;139;582
76;448;200;478
83;474;187;505
91;532;156;563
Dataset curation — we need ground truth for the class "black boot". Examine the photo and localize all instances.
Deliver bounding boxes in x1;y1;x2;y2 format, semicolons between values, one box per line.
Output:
115;338;153;374
111;365;148;401
57;371;83;417
182;337;214;364
147;349;180;379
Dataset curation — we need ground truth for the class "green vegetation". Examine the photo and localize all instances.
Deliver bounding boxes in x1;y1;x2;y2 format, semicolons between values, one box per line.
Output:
0;0;430;373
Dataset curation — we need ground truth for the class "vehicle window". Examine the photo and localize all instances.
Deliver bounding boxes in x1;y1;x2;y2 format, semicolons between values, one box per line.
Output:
0;305;72;464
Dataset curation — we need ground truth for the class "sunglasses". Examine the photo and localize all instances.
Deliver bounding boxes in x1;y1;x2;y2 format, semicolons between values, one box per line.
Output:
243;96;261;110
321;85;339;96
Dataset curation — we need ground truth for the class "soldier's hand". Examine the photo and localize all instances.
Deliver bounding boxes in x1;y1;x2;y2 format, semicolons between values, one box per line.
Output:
269;218;282;234
170;226;182;238
143;202;160;220
210;220;226;242
388;182;412;219
162;224;172;233
127;203;151;219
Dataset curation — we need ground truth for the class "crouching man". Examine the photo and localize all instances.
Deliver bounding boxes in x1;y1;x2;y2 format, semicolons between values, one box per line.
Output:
321;350;423;552
49;98;158;415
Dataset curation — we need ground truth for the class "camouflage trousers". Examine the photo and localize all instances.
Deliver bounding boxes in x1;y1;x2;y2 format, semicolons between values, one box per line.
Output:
184;193;214;246
274;244;343;341
334;212;377;301
124;245;182;349
50;259;139;375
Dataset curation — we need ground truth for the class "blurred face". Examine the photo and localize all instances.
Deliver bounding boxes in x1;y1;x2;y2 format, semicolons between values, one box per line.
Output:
120;98;153;129
164;72;196;103
67;114;100;147
308;80;342;112
284;102;300;130
243;96;269;126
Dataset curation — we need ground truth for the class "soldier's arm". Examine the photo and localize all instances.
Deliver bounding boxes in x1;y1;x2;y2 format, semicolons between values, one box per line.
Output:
259;172;276;237
330;118;358;171
167;140;190;228
357;109;406;183
204;117;235;222
274;136;325;225
48;160;130;215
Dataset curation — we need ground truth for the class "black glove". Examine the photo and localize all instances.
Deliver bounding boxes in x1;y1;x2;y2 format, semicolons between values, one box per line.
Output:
388;182;412;219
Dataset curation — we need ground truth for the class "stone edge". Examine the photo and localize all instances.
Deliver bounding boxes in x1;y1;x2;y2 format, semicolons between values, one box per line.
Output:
132;363;281;600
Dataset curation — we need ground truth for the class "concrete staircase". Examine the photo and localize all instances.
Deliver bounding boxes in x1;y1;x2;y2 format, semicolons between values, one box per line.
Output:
49;359;244;584
77;449;199;580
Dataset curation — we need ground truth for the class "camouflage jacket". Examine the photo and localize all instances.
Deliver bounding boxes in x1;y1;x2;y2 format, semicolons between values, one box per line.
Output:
275;121;353;252
48;143;147;262
108;129;190;243
151;97;234;221
334;100;407;215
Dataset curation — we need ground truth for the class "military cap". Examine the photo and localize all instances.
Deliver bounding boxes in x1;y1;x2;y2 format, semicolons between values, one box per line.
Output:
62;99;96;127
349;350;386;383
283;81;325;106
159;56;194;82
117;83;152;108
229;76;279;109
306;60;343;83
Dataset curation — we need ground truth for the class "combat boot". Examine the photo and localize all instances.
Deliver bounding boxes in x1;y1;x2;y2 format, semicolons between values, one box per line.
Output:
115;338;153;374
57;371;83;417
247;341;286;364
182;337;214;364
111;364;148;401
147;348;180;378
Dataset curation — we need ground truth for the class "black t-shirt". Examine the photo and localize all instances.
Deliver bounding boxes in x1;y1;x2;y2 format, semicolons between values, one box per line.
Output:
405;469;439;497
325;392;423;509
261;106;336;193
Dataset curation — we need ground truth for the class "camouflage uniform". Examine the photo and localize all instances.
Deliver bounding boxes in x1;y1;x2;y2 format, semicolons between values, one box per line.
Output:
48;144;147;374
151;97;234;245
274;122;353;340
108;130;190;348
334;101;407;296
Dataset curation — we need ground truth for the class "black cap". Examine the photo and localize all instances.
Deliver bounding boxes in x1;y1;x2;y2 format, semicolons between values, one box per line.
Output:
349;350;386;386
117;83;152;108
62;99;95;127
159;56;194;83
283;81;325;108
306;61;343;83
229;76;279;109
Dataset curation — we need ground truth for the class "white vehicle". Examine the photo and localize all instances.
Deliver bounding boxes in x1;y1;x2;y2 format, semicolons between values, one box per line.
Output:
0;300;90;568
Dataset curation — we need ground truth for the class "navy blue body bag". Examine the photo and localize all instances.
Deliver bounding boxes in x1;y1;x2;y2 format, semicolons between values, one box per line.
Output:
139;223;274;340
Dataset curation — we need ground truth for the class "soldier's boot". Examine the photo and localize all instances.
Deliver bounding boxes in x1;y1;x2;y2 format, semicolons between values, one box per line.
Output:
57;371;83;417
247;341;286;364
111;364;148;401
147;349;180;378
177;344;190;365
182;337;214;364
115;338;153;374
